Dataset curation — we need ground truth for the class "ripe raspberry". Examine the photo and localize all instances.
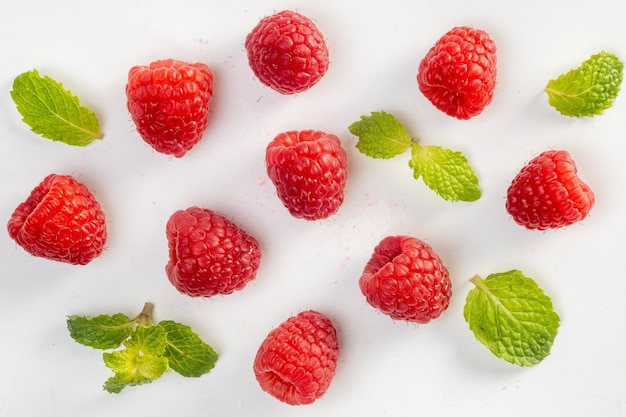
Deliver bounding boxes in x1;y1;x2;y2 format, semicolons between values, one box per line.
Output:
245;10;329;94
359;235;452;323
165;206;261;297
253;310;339;405
126;59;214;157
417;26;497;119
7;174;107;265
506;150;595;230
265;130;348;220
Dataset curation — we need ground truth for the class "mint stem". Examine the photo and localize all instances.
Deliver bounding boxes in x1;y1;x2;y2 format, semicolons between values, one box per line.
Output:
469;274;484;287
137;302;154;325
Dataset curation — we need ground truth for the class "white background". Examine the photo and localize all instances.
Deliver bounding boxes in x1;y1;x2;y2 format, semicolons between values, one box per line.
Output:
1;1;625;416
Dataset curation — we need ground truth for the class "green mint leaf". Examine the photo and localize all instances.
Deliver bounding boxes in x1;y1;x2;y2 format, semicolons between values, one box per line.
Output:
348;111;412;158
464;270;560;366
159;320;218;377
10;69;104;146
102;337;169;394
66;313;132;349
409;144;481;202
545;51;623;117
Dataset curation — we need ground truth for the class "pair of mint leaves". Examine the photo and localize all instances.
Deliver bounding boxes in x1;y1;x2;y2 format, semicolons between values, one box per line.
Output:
349;111;481;202
67;302;218;393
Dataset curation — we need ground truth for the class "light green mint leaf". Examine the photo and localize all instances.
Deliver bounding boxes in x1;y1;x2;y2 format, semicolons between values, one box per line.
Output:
102;343;169;394
348;111;412;158
10;69;104;146
159;320;218;377
464;270;560;366
409;144;481;202
66;313;132;350
126;325;168;356
545;51;623;117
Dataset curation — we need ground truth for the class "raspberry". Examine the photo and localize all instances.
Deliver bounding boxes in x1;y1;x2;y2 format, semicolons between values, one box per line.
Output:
417;26;497;119
253;310;339;405
359;235;452;323
126;59;214;157
245;10;329;94
506;150;595;230
165;207;261;297
265;130;348;220
7;174;107;265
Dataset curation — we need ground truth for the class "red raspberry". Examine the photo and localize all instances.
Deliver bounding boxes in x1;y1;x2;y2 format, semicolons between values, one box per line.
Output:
359;235;452;323
265;130;348;220
417;26;497;119
245;10;330;94
165;206;261;297
253;310;339;405
126;59;214;157
7;174;107;265
506;150;595;230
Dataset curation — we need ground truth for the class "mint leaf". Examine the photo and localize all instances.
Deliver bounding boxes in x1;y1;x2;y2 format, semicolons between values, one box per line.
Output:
464;270;560;366
127;325;167;356
10;69;103;146
67;313;132;349
348;111;412;158
102;334;169;394
159;320;218;377
409;144;481;202
102;325;169;394
545;51;623;117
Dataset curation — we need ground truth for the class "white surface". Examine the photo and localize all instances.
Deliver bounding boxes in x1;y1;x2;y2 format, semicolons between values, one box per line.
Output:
1;1;625;416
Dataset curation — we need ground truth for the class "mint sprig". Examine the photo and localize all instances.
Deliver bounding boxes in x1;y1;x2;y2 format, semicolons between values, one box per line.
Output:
348;111;480;202
545;51;623;117
67;302;218;393
463;270;560;366
10;69;103;146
